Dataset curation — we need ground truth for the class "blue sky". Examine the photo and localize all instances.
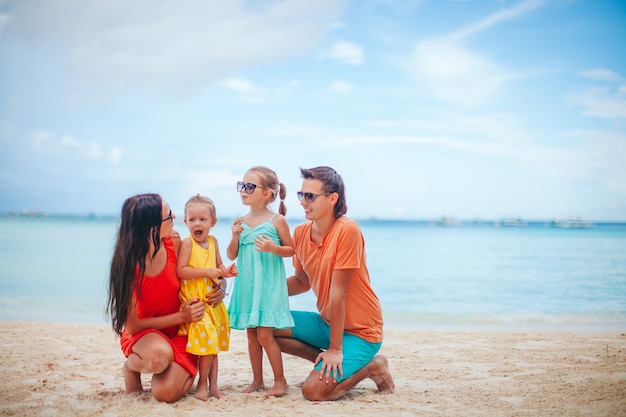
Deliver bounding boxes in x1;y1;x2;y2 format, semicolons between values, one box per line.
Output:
1;0;625;221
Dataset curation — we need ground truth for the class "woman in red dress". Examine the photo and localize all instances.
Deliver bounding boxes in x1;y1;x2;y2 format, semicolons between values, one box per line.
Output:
107;193;225;402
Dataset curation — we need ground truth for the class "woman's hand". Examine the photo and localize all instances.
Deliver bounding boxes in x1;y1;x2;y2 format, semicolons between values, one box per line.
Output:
206;279;227;307
180;299;204;323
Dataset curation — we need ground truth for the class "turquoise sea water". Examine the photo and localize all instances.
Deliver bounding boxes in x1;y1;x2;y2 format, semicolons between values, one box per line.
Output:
1;215;625;332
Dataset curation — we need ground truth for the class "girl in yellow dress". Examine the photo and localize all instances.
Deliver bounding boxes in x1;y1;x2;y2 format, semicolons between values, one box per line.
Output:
177;195;237;400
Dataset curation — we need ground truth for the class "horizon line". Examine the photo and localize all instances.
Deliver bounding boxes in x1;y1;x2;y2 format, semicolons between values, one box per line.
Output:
2;211;626;224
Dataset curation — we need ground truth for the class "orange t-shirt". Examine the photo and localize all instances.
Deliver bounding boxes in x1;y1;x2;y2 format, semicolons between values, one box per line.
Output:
292;217;383;343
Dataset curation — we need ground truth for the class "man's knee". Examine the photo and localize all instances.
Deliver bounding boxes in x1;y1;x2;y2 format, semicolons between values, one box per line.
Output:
301;374;334;401
301;381;324;401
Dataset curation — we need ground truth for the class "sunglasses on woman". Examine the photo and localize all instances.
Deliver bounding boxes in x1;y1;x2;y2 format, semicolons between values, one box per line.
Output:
161;209;173;223
296;191;335;203
237;181;261;194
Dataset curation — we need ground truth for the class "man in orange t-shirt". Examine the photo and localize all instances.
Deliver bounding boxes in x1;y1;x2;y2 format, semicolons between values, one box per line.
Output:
274;166;395;401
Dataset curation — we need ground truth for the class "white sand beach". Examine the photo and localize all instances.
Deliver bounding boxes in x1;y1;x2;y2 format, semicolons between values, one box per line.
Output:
0;322;624;416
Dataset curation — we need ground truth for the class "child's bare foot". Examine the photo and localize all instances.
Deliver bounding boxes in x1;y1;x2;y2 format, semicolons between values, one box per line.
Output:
264;379;288;398
368;355;395;394
195;380;209;401
210;386;225;399
122;364;143;394
242;380;265;393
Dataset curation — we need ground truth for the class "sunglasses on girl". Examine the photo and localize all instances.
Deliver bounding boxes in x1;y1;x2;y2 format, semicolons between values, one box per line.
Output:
296;191;335;203
237;181;260;194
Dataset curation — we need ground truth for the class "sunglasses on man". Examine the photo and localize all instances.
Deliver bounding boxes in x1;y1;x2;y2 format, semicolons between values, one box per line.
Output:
296;191;335;203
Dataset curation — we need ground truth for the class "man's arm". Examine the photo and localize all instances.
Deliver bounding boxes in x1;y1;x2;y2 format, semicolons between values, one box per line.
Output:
286;268;311;296
317;268;354;383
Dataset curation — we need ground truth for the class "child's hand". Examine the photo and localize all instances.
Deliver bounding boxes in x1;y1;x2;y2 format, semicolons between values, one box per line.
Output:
220;263;238;277
231;218;243;237
254;234;276;253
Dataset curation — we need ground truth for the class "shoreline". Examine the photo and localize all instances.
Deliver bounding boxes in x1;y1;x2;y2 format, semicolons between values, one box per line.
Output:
1;321;624;416
1;312;624;334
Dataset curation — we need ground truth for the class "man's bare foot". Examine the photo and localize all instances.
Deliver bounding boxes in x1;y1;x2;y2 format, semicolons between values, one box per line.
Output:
123;363;143;394
368;355;395;394
242;380;265;393
195;380;209;401
264;379;288;398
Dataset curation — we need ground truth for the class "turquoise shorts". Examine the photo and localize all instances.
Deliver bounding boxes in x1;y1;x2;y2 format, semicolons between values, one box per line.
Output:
290;311;382;383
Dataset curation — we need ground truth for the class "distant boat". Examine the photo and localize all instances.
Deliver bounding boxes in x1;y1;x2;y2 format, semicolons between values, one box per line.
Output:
436;216;461;226
551;217;592;228
18;209;45;218
496;218;525;227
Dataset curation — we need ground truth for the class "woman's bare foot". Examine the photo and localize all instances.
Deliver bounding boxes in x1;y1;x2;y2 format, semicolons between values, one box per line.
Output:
368;355;395;394
242;380;265;393
265;379;288;398
195;380;209;401
123;363;143;394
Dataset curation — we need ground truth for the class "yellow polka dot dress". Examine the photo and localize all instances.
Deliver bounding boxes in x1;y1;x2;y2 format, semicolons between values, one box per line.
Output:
178;236;230;355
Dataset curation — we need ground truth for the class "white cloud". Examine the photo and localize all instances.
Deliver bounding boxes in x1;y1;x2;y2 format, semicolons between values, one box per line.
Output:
569;71;626;120
19;128;122;163
269;124;327;137
328;80;353;94
325;41;364;65
218;77;302;103
564;128;626;192
220;78;265;94
325;133;514;155
60;135;81;148
411;40;509;106
182;169;240;189
579;69;624;82
2;0;348;94
109;147;123;164
410;0;543;107
444;0;543;43
0;13;12;37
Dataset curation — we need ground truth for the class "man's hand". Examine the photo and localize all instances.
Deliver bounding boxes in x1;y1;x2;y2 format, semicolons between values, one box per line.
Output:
314;348;343;384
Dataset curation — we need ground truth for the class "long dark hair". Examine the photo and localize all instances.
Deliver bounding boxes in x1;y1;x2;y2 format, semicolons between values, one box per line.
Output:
300;166;347;219
106;193;163;335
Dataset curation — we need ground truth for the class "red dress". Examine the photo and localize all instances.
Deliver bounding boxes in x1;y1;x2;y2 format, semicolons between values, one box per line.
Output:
119;237;197;377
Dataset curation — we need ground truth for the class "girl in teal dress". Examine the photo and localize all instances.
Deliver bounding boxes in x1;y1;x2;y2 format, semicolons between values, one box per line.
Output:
227;166;294;398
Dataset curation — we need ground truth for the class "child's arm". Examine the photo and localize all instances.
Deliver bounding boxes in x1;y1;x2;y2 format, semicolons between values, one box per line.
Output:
253;214;294;257
206;238;235;298
214;238;238;278
226;218;243;260
176;238;222;279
